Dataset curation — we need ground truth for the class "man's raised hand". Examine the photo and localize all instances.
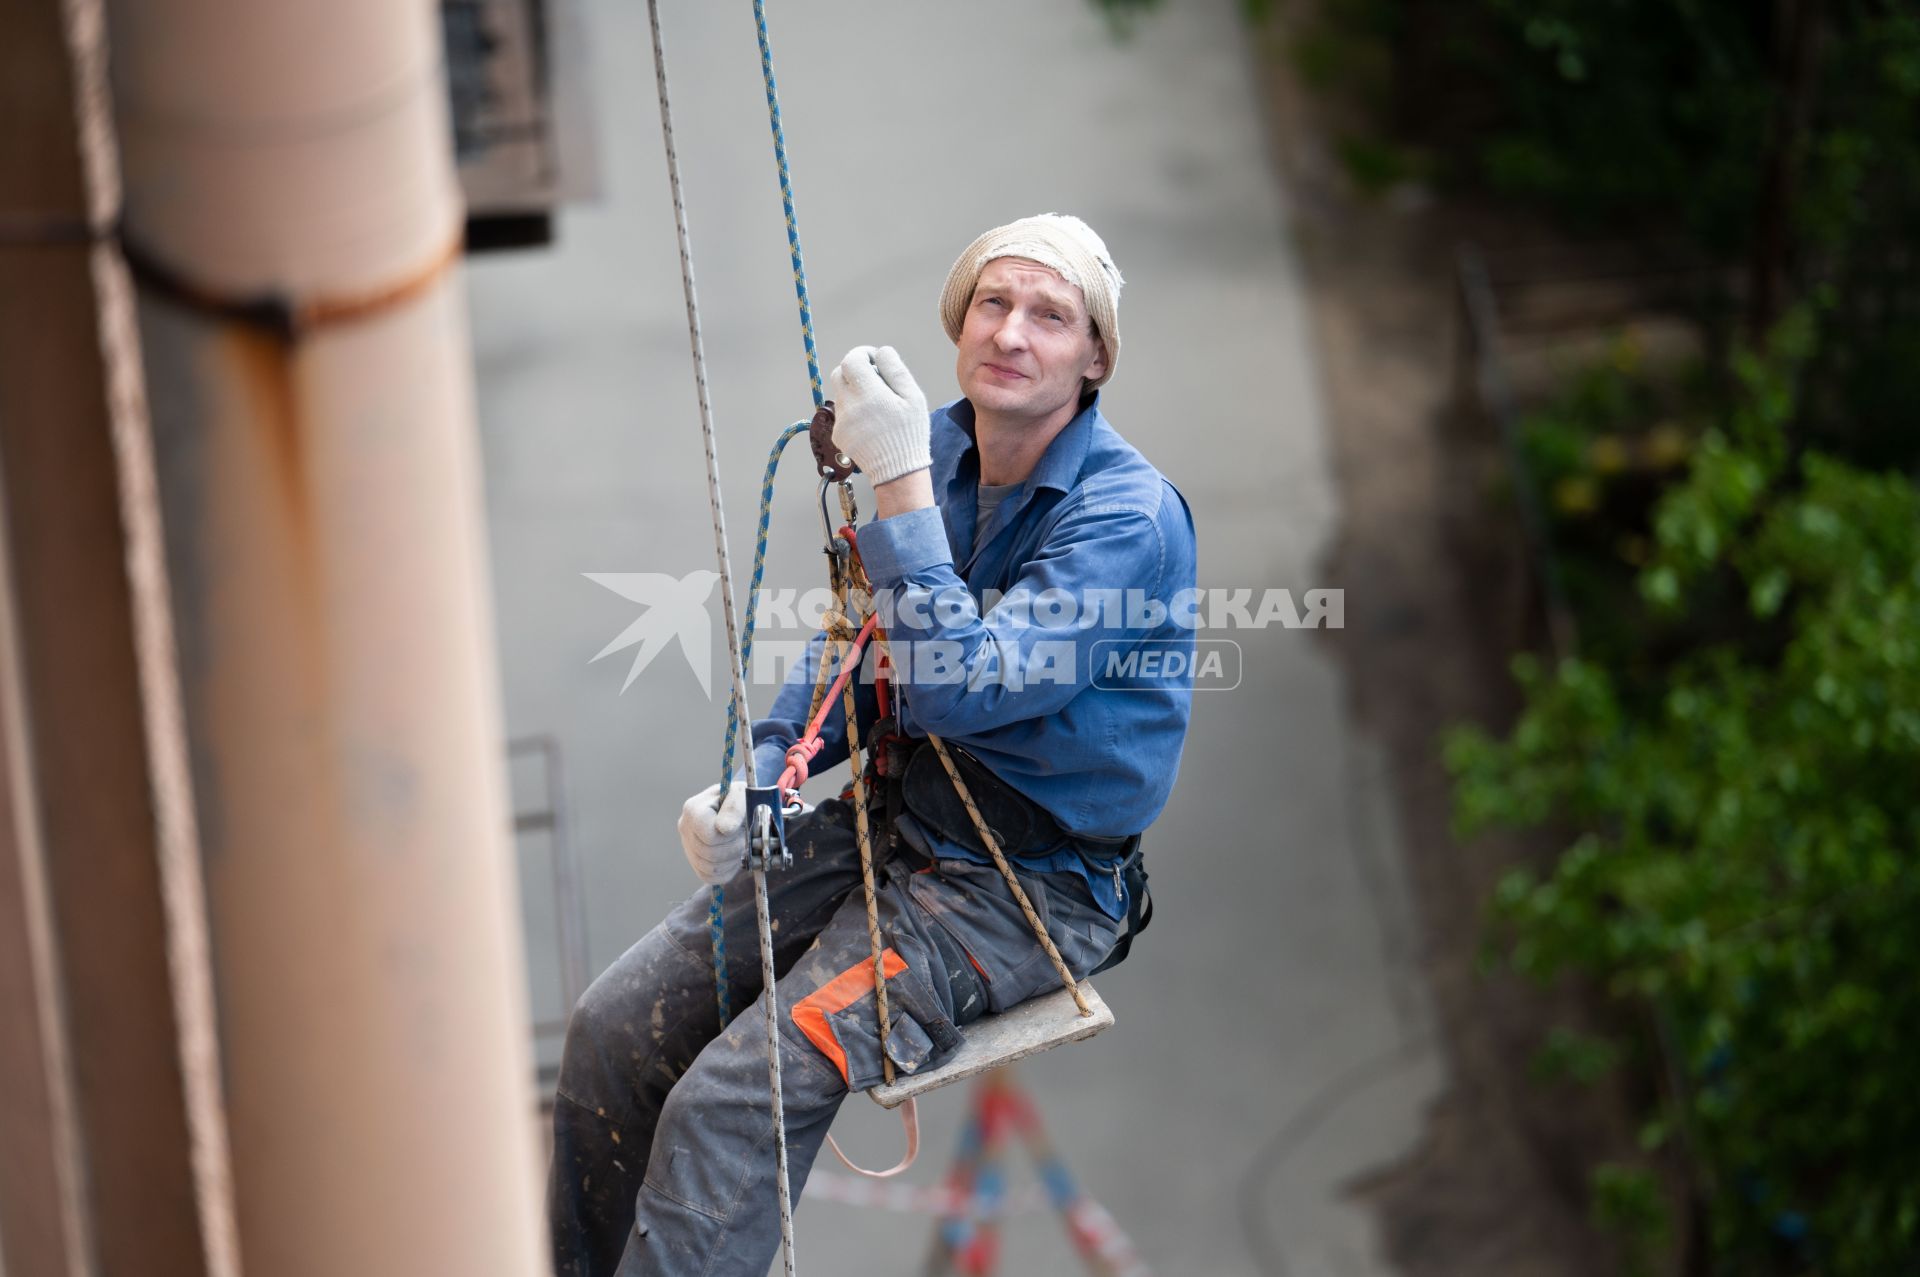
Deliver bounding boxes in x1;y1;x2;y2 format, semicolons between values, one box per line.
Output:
827;344;931;486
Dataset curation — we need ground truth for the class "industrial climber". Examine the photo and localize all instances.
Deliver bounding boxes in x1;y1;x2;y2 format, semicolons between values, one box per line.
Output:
549;213;1197;1277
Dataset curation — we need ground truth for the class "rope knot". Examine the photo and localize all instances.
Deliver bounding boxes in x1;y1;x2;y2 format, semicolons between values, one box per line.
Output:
784;737;824;788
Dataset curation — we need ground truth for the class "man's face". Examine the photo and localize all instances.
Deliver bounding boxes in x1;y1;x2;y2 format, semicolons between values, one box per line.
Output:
954;257;1109;427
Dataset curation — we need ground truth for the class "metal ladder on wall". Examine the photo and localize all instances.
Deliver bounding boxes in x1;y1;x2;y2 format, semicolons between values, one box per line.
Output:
507;733;591;1105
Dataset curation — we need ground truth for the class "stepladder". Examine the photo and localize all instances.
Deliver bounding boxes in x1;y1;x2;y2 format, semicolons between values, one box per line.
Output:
922;1068;1149;1277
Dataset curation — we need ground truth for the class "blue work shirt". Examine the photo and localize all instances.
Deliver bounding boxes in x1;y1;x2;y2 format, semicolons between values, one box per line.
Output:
752;392;1197;918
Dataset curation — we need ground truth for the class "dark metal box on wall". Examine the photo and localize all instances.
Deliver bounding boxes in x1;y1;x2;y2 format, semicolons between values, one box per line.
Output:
442;0;599;252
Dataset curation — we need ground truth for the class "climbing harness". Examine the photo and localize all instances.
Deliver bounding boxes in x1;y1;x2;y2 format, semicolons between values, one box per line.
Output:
734;468;1103;1180
644;2;1122;1268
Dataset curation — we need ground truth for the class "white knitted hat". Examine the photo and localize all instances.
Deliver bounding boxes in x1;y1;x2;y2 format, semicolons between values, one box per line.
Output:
938;213;1124;390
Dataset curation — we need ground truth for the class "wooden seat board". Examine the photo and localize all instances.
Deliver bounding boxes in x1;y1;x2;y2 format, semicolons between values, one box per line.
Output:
866;981;1112;1110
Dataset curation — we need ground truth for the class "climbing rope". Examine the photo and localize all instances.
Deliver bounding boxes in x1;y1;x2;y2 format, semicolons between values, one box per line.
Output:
752;0;825;406
842;643;895;1084
642;3;798;1271
641;0;742;1030
719;419;810;788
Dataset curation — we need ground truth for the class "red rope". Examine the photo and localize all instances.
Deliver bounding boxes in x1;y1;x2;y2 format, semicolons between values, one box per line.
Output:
777;523;893;794
778;611;876;792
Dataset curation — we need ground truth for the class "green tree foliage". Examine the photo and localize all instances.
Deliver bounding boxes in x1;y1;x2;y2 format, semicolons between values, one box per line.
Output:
1090;3;1920;1264
1512;332;1704;673
1091;0;1920;464
1445;1;1920;460
1453;0;1774;247
1448;307;1920;1272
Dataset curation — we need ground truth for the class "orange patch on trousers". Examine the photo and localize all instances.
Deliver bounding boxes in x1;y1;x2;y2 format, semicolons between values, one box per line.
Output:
790;949;909;1084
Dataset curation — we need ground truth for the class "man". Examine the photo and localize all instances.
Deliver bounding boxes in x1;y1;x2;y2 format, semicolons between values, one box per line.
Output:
550;213;1196;1276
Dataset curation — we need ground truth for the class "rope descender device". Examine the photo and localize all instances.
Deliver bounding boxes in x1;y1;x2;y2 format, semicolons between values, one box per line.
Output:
744;785;791;871
808;399;853;482
809;400;861;615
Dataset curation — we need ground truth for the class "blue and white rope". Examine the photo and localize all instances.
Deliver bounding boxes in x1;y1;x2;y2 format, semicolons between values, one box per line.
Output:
753;0;824;407
718;419;810;788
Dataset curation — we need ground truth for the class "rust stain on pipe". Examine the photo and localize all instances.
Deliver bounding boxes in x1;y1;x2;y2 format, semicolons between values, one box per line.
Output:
223;328;322;601
122;224;464;342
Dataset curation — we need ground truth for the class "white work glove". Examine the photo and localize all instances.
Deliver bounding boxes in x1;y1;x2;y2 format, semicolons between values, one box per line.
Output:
827;345;931;486
677;781;747;886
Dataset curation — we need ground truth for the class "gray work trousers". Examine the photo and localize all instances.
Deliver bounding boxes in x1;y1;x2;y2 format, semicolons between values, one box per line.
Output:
547;797;1121;1277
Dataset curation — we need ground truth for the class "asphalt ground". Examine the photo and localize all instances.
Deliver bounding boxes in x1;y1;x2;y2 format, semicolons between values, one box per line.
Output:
468;2;1441;1272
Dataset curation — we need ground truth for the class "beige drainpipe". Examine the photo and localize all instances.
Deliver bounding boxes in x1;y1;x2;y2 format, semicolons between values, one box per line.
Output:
104;1;545;1274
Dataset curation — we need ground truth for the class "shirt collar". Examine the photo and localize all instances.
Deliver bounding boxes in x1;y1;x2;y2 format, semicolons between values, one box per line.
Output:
941;390;1103;496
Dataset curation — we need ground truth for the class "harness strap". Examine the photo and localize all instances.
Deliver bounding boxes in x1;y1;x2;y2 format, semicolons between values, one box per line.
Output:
922;736;1094;1017
1091;843;1152;977
829;1098;920;1179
